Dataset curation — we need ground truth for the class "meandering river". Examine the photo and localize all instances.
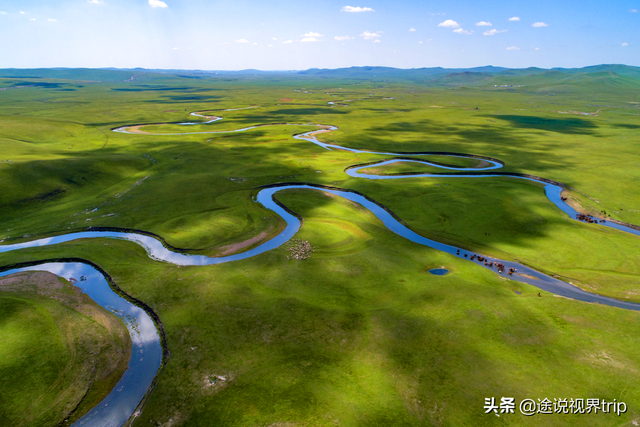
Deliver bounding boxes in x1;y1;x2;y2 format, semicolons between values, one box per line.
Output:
1;110;639;426
0;262;162;427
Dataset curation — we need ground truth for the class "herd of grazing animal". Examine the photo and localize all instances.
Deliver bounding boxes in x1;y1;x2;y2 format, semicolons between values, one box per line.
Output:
446;199;609;288
451;201;610;278
576;213;606;224
285;239;315;260
455;249;517;275
561;196;607;224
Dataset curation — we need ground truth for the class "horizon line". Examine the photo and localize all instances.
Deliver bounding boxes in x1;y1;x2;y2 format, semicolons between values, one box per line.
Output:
0;63;638;73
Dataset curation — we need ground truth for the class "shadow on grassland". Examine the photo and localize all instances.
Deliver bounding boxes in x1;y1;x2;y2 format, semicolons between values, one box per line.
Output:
366;115;599;137
612;123;640;129
349;175;580;258
343;118;575;175
0;151;149;211
8;81;72;89
0;137;318;240
190;108;351;128
110;86;225;92
0;127;591;256
217;108;350;124
269;108;350;116
363;107;418;113
486;115;598;135
147;95;224;103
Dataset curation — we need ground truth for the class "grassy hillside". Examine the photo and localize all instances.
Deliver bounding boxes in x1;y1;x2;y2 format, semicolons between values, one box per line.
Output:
0;272;131;426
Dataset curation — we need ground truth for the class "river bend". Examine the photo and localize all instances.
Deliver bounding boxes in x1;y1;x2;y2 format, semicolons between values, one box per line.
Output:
1;110;639;426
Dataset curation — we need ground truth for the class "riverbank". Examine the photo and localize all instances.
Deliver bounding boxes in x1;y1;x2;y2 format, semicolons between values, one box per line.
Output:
0;271;131;426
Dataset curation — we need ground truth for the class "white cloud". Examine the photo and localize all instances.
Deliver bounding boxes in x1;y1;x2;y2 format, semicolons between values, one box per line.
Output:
476;21;492;26
438;19;460;28
268;44;273;47
253;42;257;45
483;29;507;36
373;39;381;43
20;11;26;14
534;47;540;50
409;28;416;32
506;46;520;50
301;37;320;42
508;16;520;21
87;0;104;3
272;37;278;40
0;11;7;15
630;9;638;12
334;35;354;41
29;18;36;21
303;32;323;38
453;28;473;35
282;40;293;44
235;39;250;43
48;18;57;22
172;47;179;50
149;0;168;8
622;42;629;47
361;30;381;39
341;6;374;12
531;22;548;27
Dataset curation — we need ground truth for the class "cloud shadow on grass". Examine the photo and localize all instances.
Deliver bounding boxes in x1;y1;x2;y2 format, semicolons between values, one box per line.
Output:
110;86;225;92
269;108;350;116
486;115;598;135
612;123;640;129
347;118;576;177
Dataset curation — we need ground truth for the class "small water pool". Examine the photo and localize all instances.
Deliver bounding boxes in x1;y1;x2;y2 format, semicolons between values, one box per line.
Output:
429;268;449;276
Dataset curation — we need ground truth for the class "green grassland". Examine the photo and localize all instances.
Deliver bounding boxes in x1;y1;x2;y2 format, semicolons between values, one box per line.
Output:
0;271;131;426
1;192;639;426
0;68;639;425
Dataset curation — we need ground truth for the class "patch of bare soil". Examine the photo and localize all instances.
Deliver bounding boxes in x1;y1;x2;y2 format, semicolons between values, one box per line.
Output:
216;228;273;256
119;125;149;134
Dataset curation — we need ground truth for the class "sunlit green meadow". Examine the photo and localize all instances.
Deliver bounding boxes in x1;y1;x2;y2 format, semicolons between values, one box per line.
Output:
0;69;639;425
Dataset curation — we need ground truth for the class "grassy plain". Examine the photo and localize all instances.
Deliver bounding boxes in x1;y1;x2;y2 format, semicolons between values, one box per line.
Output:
0;68;639;425
0;271;131;426
1;193;639;426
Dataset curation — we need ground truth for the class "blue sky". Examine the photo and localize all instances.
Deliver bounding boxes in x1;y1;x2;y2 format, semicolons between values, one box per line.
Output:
0;0;637;70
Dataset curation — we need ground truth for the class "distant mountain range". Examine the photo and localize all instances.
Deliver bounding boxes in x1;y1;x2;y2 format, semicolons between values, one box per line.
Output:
0;65;639;87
